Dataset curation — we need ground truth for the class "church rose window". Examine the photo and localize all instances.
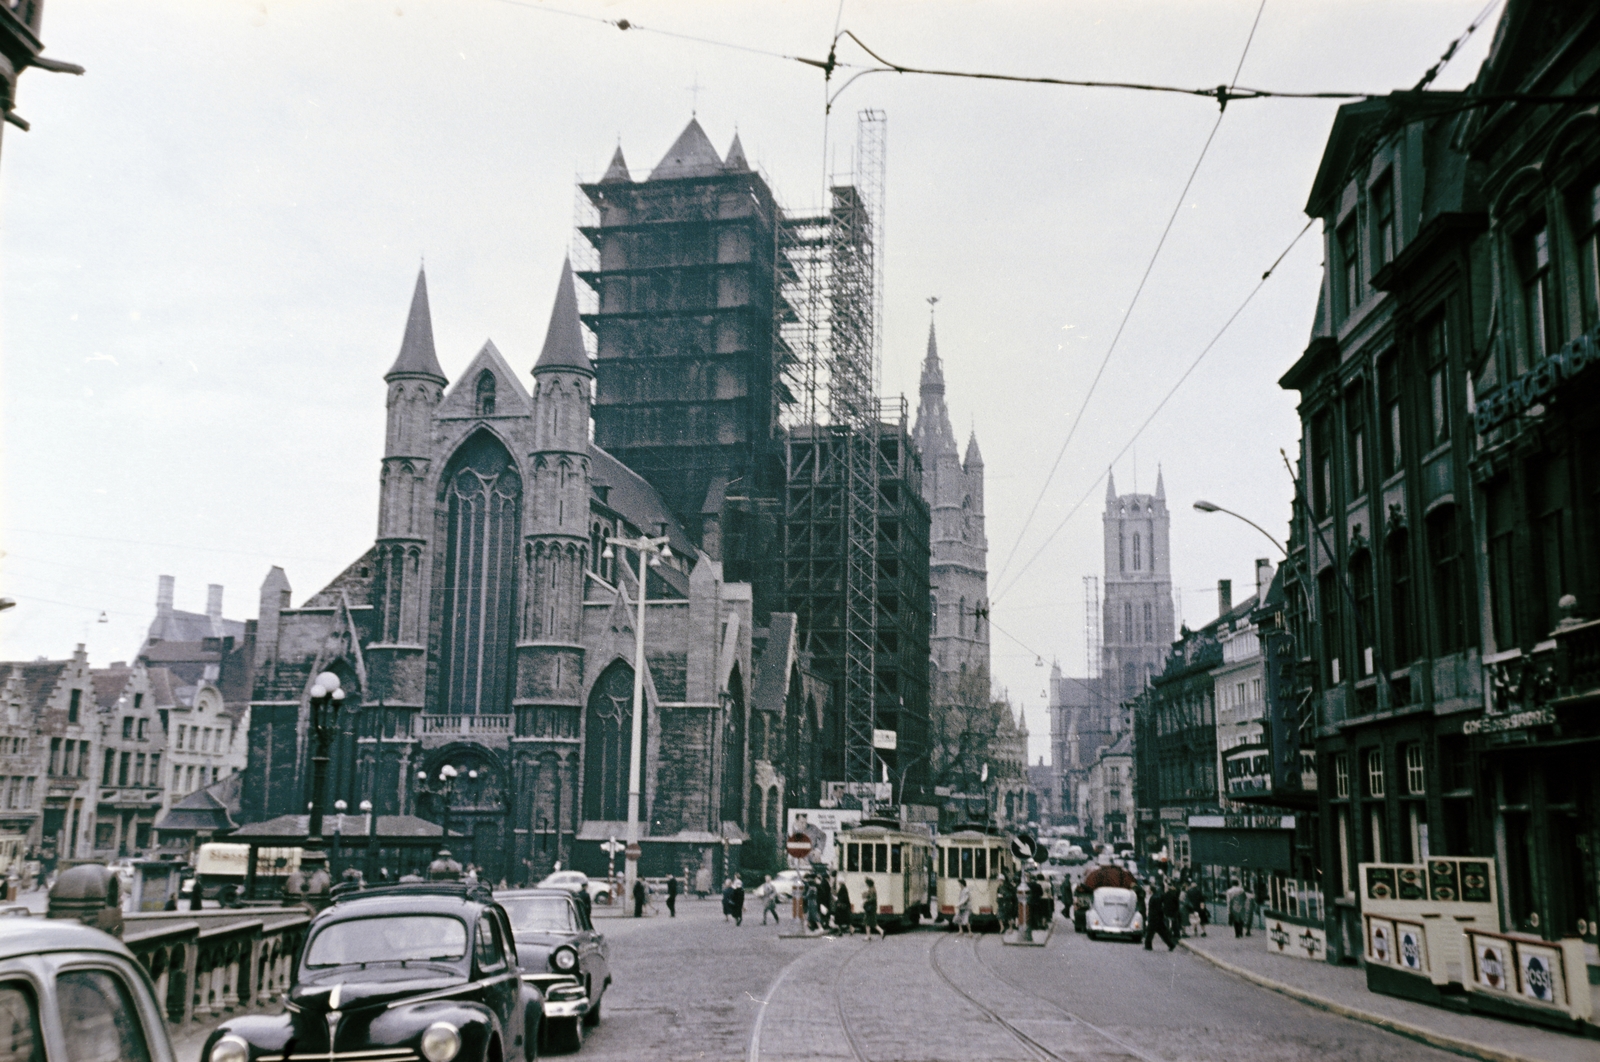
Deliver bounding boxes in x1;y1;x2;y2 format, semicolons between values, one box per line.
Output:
436;431;521;716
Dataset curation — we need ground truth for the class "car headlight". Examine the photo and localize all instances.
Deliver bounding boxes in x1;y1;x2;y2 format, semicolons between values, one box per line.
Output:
420;1022;461;1062
209;1036;250;1062
552;946;578;971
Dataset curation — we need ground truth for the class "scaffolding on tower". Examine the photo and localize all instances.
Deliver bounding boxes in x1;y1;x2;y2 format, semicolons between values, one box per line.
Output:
1083;576;1101;681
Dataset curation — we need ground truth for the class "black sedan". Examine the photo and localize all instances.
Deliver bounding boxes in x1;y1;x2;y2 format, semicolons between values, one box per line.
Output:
497;888;611;1052
202;882;544;1062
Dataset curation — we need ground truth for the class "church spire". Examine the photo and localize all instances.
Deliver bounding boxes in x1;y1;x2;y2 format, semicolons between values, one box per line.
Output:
601;145;631;184
385;267;446;383
534;259;594;376
1154;464;1166;502
912;312;957;459
920;319;944;395
1106;469;1117;505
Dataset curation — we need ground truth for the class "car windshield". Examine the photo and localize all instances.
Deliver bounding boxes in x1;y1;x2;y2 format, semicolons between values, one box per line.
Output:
501;896;577;933
305;915;468;967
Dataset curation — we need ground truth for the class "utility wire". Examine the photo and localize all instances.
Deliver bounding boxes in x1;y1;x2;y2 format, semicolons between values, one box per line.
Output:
1413;0;1502;91
992;0;1267;590
993;218;1316;605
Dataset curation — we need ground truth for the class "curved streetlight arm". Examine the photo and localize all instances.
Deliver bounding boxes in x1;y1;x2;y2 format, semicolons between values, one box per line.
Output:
1193;500;1286;556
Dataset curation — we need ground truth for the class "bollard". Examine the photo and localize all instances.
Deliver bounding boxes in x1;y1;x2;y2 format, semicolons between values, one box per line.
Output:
47;865;124;938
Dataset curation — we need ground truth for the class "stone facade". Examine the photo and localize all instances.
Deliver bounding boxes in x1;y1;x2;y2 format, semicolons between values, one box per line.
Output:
241;260;821;884
1102;471;1176;705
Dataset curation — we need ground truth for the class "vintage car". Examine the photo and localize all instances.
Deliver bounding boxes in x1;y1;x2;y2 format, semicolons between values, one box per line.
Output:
1084;886;1144;942
202;882;545;1062
497;888;610;1052
535;871;611;906
0;917;180;1062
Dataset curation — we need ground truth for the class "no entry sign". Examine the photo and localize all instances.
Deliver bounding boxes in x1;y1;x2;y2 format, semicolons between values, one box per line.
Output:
786;833;813;860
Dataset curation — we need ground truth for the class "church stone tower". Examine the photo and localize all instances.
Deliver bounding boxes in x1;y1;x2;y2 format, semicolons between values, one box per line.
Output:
1102;469;1175;706
913;321;988;703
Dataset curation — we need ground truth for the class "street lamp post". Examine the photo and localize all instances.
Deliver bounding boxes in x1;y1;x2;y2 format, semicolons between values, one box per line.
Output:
417;764;461;853
600;532;672;901
306;671;346;849
360;799;376;882
1192;500;1286;555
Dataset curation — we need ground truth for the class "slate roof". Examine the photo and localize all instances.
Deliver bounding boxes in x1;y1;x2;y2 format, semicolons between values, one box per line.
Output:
146;608;245;645
153;786;237;835
649;118;723;180
145;667;177;709
385;267;447;382
230;814;457;840
723;133;749;171
600;146;631;183
750;612;797;715
588;443;693;559
8;661;67;715
90;667;132;710
534;259;594;375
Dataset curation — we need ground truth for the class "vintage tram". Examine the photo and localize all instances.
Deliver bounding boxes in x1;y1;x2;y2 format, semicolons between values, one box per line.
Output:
934;827;1017;930
833;821;934;930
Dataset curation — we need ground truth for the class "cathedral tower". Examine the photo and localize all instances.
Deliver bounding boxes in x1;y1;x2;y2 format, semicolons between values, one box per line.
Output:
1102;469;1175;705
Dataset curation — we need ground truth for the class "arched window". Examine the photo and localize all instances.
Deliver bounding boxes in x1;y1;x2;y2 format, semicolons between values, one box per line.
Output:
1123;601;1133;642
582;661;636;821
435;431;520;716
765;785;779;833
1124;662;1137;700
721;669;746;824
1133;533;1142;571
1143;601;1154;643
475;370;496;417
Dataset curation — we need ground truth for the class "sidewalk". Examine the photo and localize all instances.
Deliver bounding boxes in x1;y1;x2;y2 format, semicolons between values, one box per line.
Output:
1181;932;1595;1062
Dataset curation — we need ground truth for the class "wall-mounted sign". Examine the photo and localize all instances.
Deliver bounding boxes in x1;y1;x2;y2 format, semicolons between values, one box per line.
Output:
1474;320;1600;432
1462;708;1556;735
1360;859;1499;990
872;728;898;750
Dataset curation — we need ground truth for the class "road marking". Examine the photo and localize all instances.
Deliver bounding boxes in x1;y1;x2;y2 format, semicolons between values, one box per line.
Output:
745;948;809;1062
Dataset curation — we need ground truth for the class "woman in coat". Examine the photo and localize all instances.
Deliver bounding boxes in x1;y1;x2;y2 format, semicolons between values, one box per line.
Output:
955;879;973;936
833;879;853;934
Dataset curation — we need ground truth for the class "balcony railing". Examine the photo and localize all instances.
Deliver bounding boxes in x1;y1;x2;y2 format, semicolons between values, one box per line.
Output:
1551;615;1600;703
415;714;513;737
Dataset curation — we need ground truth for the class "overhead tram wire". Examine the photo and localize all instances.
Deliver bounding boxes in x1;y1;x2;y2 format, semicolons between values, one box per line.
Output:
992;217;1317;607
990;0;1268;591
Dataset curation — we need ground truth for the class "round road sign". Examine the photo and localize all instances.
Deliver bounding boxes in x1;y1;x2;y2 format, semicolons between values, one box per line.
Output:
624;842;642;861
786;833;813;859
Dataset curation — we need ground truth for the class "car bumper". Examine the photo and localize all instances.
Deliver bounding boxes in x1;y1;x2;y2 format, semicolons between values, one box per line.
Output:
523;975;592;1018
1088;923;1142;938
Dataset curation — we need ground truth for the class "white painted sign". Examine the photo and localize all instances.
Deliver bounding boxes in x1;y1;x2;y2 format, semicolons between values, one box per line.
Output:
787;808;862;867
872;729;898;750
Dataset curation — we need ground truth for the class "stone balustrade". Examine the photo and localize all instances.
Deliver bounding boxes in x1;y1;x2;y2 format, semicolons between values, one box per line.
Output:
122;906;310;1028
416;713;513;737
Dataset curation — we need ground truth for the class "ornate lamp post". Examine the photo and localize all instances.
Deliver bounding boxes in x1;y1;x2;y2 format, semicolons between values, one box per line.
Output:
360;799;376;882
416;764;476;857
600;531;672;900
306;671;346;849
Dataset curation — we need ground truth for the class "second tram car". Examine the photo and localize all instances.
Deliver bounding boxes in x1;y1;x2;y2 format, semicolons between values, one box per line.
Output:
934;828;1016;930
834;821;933;930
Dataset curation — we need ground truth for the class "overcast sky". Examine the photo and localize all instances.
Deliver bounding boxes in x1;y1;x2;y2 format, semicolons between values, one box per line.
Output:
0;1;1497;764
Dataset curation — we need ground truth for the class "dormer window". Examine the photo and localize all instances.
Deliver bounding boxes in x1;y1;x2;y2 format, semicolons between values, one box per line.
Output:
1373;175;1395;267
476;371;497;417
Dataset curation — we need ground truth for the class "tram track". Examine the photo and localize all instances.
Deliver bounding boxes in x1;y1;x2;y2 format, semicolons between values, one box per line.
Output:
831;937;874;1062
966;932;1168;1062
926;932;1064;1062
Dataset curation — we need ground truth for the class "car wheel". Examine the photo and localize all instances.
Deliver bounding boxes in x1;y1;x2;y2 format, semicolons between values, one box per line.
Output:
553;1017;584;1053
582;990;601;1028
595;891;610;905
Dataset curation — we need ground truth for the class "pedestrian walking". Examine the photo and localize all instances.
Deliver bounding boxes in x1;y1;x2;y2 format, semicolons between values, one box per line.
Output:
575;883;593;926
1142;883;1176;951
722;878;735;921
732;877;746;926
833;879;853;934
955;879;973;936
666;874;679;918
1225;879;1249;938
1184;881;1207;937
633;877;647;918
861;878;884;939
695;865;712;899
998;873;1017;931
1027;875;1045;930
804;876;822;933
758;875;779;924
1161;883;1182;941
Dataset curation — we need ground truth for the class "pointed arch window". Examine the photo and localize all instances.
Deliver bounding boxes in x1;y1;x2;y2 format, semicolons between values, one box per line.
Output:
475;371;497;417
435;432;520;715
1123;601;1133;643
583;661;636;821
1133;533;1142;571
1143;601;1154;643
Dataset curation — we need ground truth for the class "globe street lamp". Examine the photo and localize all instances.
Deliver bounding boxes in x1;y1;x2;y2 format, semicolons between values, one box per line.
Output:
306;671;346;849
417;764;462;844
600;531;672;900
360;799;377;882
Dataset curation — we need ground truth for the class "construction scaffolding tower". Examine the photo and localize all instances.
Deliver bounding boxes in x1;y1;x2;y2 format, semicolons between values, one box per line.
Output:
1083;576;1101;681
778;110;926;791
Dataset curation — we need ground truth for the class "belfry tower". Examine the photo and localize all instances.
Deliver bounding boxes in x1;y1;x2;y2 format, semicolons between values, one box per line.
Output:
1102;469;1175;707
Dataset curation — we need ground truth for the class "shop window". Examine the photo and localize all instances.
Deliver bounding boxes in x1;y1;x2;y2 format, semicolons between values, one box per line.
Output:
1351;551;1375;677
1365;748;1385;798
1387;530;1413;664
1423;315;1450;448
1404;743;1425;794
1518;224;1556;366
1338;216;1360;319
1427;505;1466;654
1318;569;1342;686
1346;383;1368;498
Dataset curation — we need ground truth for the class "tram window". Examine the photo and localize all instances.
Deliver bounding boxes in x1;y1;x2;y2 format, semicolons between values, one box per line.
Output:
891;845;902;873
847;844;860;872
961;848;973;879
991;849;1001;879
876;844;888;873
974;848;987;880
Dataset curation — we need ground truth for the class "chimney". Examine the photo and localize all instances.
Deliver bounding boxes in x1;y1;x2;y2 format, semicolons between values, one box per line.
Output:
207;584;224;623
1255;558;1275;603
157;575;175;613
1217;579;1232;617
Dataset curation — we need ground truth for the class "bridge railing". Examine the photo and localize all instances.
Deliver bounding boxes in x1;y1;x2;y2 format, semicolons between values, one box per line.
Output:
122;906;310;1028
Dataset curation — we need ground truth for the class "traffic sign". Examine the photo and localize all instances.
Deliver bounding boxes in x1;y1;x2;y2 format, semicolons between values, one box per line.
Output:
600;838;626;855
624;842;642;861
786;833;813;860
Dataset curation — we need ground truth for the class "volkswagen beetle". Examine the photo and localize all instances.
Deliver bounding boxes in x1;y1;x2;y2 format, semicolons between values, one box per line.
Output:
201;882;544;1062
496;888;609;1053
0;917;178;1062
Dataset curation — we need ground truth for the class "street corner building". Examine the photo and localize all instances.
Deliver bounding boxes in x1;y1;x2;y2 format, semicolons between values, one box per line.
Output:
240;251;825;886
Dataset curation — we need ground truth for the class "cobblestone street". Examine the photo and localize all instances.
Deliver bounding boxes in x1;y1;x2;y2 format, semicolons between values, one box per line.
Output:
574;897;1465;1062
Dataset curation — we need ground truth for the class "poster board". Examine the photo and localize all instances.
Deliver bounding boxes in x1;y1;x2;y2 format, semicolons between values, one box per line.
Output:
1464;929;1593;1022
786;808;861;869
1359;858;1498;987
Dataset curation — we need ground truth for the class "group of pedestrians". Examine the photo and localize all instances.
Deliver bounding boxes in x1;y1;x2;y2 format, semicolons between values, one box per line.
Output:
1138;874;1256;950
